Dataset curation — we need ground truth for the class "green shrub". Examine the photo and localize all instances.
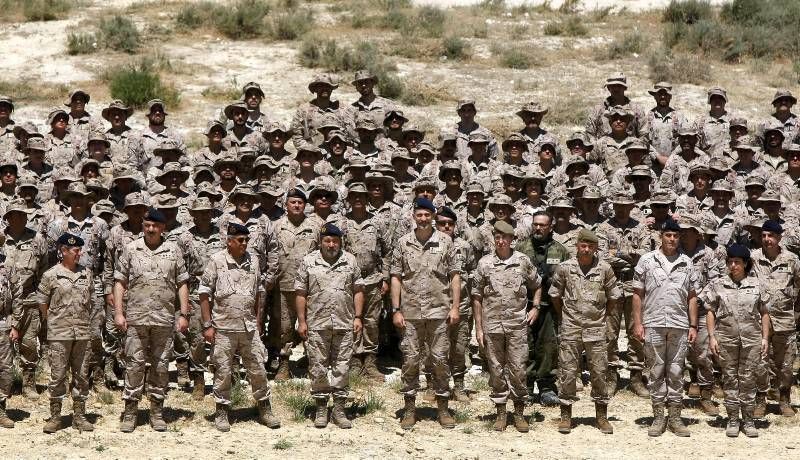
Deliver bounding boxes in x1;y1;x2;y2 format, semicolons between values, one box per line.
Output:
22;0;71;21
442;36;470;61
99;15;141;53
662;0;712;24
544;16;588;36
67;32;96;55
108;60;180;109
268;8;313;40
175;1;217;29
500;47;535;69
416;6;446;38
215;0;271;39
604;31;644;59
648;49;710;84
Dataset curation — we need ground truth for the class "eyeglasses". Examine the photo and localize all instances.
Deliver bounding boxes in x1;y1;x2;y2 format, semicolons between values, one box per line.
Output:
436;221;455;228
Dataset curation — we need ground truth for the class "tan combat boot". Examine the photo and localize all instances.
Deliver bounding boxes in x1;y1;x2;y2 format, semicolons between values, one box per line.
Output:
22;370;38;400
436;397;455;429
176;359;190;387
72;400;94;432
257;400;281;428
513;401;529;433
779;389;796;417
274;359;290;382
648;403;667;437
0;401;14;428
331;398;351;429
362;354;383;382
191;372;205;401
741;406;758;438
687;382;701;399
628;370;650;398
452;377;470;403
595;403;613;434
42;401;62;434
753;392;767;418
314;398;329;428
119;399;138;433
214;403;230;432
558;404;572;434
493;403;507;431
400;396;416;430
667;404;690;437
699;388;719;416
149;399;167;432
725;405;739;437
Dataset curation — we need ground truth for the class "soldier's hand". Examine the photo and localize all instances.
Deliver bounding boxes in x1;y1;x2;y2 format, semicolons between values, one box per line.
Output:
9;327;19;343
392;311;405;330
760;338;769;359
297;321;308;341
114;313;128;333
353;318;363;336
203;327;216;345
105;294;115;309
447;309;460;327
176;316;189;333
633;323;645;342
380;281;389;296
687;327;697;344
526;308;539;325
709;336;720;356
476;330;485;349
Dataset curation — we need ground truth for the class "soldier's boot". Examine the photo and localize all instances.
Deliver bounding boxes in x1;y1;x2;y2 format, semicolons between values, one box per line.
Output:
699;388;719;416
257;400;281;428
629;370;650;398
667;404;690;437
176;359;190;387
362;354;383;382
725;405;740;438
331;398;351;429
493;403;507;431
452;377;470;403
22;370;38;400
214;403;230;432
648;404;667;437
595;403;613;434
72;400;94;432
191;372;205;401
104;359;118;389
687;382;701;399
741;406;758;438
400;396;416;430
0;401;14;428
274;359;290;382
436;397;455;429
42;401;62;434
767;386;779;402
753;392;767;418
348;355;363;378
513;401;529;433
314;399;329;428
149;399;167;432
779;389;796;417
119;400;138;433
558;404;572;434
606;369;619;395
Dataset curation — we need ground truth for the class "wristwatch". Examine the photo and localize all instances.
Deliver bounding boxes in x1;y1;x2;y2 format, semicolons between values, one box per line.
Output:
202;321;213;330
355;315;363;320
392;306;401;313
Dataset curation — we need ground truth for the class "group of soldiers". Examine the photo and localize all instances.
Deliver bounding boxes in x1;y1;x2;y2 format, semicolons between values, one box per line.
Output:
0;68;798;438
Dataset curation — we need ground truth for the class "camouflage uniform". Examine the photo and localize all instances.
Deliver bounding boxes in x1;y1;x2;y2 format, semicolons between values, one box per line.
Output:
0;258;16;423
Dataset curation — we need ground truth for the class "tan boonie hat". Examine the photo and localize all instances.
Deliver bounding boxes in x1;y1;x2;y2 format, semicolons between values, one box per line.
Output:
502;133;528;151
0;157;17;171
604;72;628;88
707;86;728;102
677;122;699;137
604;105;633;120
152;194;179;209
223;100;249;119
401;123;424;137
77;158;101;175
729;116;748;129
438;129;457;147
610;190;636;205
744;174;766;189
648;81;673;96
53;166;79;183
710;180;734;195
0;95;13;111
86;131;111;148
516;102;548;117
63;182;93;202
465;180;486;196
745;210;768;229
567;175;591;191
113;164;138;182
325;130;349;144
501;165;527;180
309;177;339;203
308;73;338;91
344;156;369;171
762;119;785;137
649;189;674;205
102;100;133;121
347;182;369;195
197;181;223;199
255;181;283;198
13;121;40;139
488;193;515;208
384;109;408;125
153;139;182;156
203;119;227;137
352;69;377;84
189;196;215;212
242;81;264;97
3;198;27;217
296;143;324;160
253;155;280;171
123;192;148;209
354;115;381;132
687;162;712;179
579;185;603;200
391;148;414;162
772;89;797;105
24;137;46;152
156;162;190;182
438;161;462;181
565;157;589;173
493;220;515;235
566;131;594;149
263;121;291;136
236;146;258;161
521;173;547;190
708;156;731;172
47;108;69;125
700;214;718;236
678;214;703;233
456;98;476;111
468;131;490;145
146;99;168;114
16;175;38;192
412;176;437;192
757;189;781;203
64;89;90;106
92;199;115;215
577;228;599;243
734;135;756;151
548;196;575;211
214;153;240;172
625;138;649;153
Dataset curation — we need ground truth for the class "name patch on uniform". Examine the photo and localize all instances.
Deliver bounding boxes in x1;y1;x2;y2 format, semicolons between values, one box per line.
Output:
546;258;561;264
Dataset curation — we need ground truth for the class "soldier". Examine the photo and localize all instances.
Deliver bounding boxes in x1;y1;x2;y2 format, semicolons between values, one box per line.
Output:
129;99;187;173
241;81;270;132
454;99;499;161
645;82;685;173
516;211;569;405
192;120;228;167
704;244;770;438
659;123;709;196
391;198;462;429
0;96;15;154
101;100;136;166
585;72;646;140
346;70;397;140
200;223;280;432
292;74;346;149
113;208;190;432
550;228;621;434
592;106;635;177
697;86;731;156
0;252;17;428
749;220;800;418
38;233;94;433
0;158;17;204
64;89;101;141
222;101;266;152
296;223;365;429
44;108;80;170
5;198;49;399
632;218;699;437
472;221;542;432
758;89;799;146
516;102;560;163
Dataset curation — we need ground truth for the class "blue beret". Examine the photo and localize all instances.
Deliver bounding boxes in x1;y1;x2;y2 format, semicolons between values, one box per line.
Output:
661;218;682;232
57;232;84;247
320;223;343;237
143;207;166;223
436;206;457;222
413;197;436;213
726;243;751;260
762;219;783;235
227;222;250;236
286;188;307;202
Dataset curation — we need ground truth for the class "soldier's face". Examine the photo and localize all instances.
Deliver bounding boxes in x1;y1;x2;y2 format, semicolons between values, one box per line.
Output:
503;177;521;194
191;209;212;226
244;89;262;109
625;149;645;165
654;91;671;107
606;84;625;98
612;203;633;220
413;209;433;229
440;142;457;159
787;151;800;168
609;116;628;133
235;195;254;213
357;129;378;143
126;205;147;223
51;115;68;132
435;217;456;237
709;95;726;112
552;208;571;225
491;204;512;221
415;187;435;201
730;126;747;139
148;108;165;126
745;185;764;202
61;246;82;264
458;106;476;123
691;174;709;192
320;236;342;258
0;103;10;121
88;142;107;160
568;143;587;157
355;79;374;96
260;195;277;210
143;220;164;238
650;203;669;219
766;131;784;148
520;112;542;129
6;212;26;229
680;228;700;247
494;232;514;251
444;170;461;187
466;192;483;208
469;143;487;159
506;143;525;161
679;135;697;151
761;231;781;249
525;182;542;202
82;166;99;180
416;150;434;164
329;139;346;155
18;187;36;203
1;167;16;185
312;84;333;99
531;215;552;239
711;191;731;207
661;231;680;252
70;196;89;214
208;128;225;143
575;241;597;259
297;152;316;168
762;202;781;218
348;192;367;211
403;133;422;149
227;235;249;257
268;132;286;149
313;194;332;213
774;97;794;114
631;177;651;192
387;115;404;130
367;181;385;200
726;257;747;279
231;109;247;126
162;172;183;191
70;97;86;113
108;109;127;128
538;146;554;162
286;197;306;216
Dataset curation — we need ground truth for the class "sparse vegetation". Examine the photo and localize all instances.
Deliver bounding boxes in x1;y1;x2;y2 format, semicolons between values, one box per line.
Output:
603;30;645;60
648;49;710;84
67;32;96;55
441;36;470;61
543;16;588;37
452;405;473;424
273;438;293;450
662;0;713;24
352;389;385;415
99;15;141;54
230;374;248;408
267;8;314;40
0;0;72;22
0;80;68;103
108;60;180;109
499;47;538;70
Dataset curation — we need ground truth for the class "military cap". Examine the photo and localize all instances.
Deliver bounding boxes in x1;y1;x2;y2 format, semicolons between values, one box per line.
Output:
661;218;682;232
223;100;249;119
710;180;734;195
649;189;674;205
197;181;224;199
488;193;515;209
438;161;462;181
548;196;575;211
565;157;590;173
23;137;46;153
153;139;183;156
230;184;260;202
647;81;672;96
567;175;591;191
468;132;490;145
2;198;27;217
707;86;728;103
538;135;559;151
744;174;766;189
286;188;308;202
501;164;527;180
726;243;750;261
352;70;377;84
708;157;731;172
152;194;179;209
577;228;599;243
308;73;338;92
502;133;528;151
516;101;548;117
347;182;369;195
57;232;84;247
464;181;486;196
745;211;767;230
579;185;604;200
729;116;748;129
15;175;38;192
101;99;134;121
364;171;393;187
521;173;547;190
113;164;138;182
236;146;258;161
85;177;108;194
772;89;797;105
203;119;227;137
0;157;17;172
47;108;69;125
242;81;264;97
320;222;343;237
64;89;90;106
757;190;782;203
413;142;436;157
604;72;628;88
625;138;649;153
371;162;395;175
438;129;457;147
86;131;111;148
227;222;250;236
383;109;408;125
456;99;476;111
603;105;633;120
355;116;381;132
326;129;350;145
309;177;339;203
144;207;166;223
565;131;594;150
156;162;190;182
678;214;703;233
0;95;13;111
124;192;149;209
13;121;40;140
687;162;712;179
609;190;636;205
63;182;93;202
256;181;283;198
437;206;458;222
699;214;718;236
676;122;699;137
343;156;368;172
146;99;168;114
263;121;292;136
494;220;516;235
214;153;240;172
402;124;424;137
391;147;414;162
762;220;783;235
412;176;438;192
92;199;116;216
413;197;436;213
733;135;756;152
189;196;215;212
785;143;800;154
193;163;215;182
252;155;281;172
53;166;79;183
762;119;785;138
